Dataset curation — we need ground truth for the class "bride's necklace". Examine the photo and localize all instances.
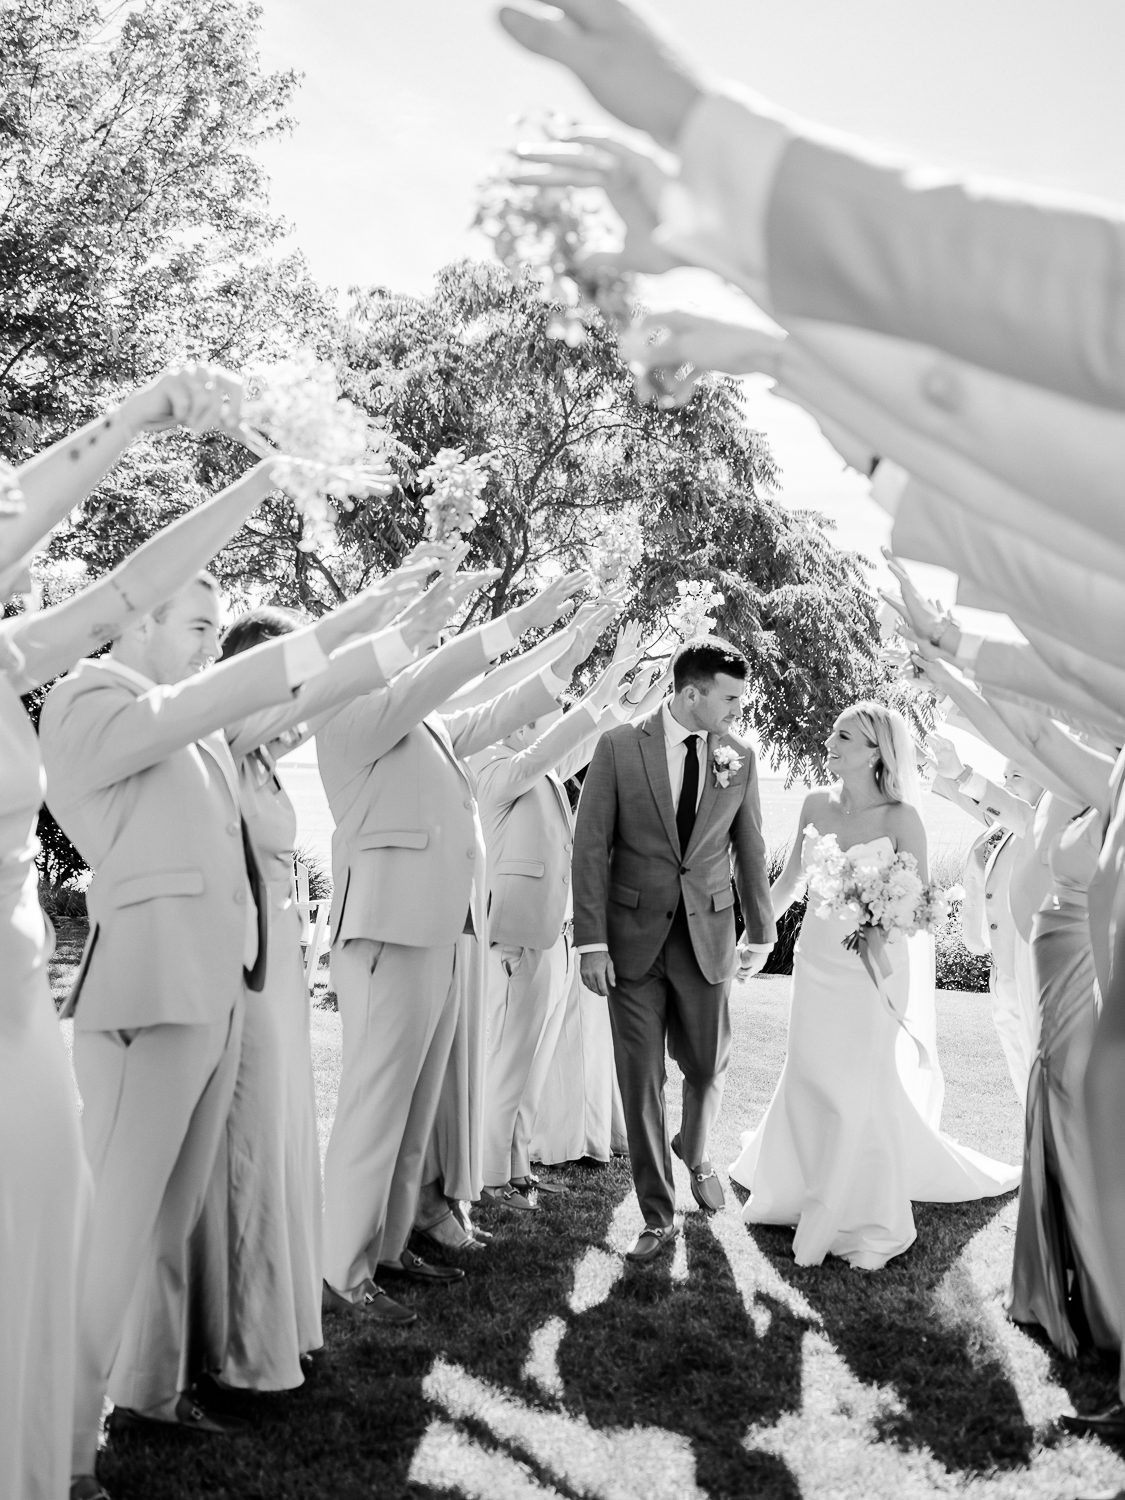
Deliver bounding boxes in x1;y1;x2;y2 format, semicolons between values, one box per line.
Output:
838;789;885;817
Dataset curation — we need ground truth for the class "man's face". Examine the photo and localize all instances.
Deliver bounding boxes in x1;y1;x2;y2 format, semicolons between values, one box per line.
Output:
1003;760;1043;805
682;671;746;735
148;580;221;685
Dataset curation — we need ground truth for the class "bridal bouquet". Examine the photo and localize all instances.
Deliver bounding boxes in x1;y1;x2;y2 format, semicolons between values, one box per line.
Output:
803;825;952;977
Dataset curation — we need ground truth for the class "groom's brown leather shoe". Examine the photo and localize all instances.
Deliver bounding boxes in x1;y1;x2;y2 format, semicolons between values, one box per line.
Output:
672;1132;726;1212
626;1223;679;1263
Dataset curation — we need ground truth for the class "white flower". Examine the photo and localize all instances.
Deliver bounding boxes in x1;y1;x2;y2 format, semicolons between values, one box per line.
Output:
418;447;499;541
669;578;724;641
243;351;397;552
712;743;743;788
589;509;643;589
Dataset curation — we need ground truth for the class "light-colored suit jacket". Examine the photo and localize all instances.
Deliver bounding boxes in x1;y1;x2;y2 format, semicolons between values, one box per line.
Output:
933;772;1046;945
469;703;600;951
41;646;301;1030
572;711;775;985
318;631;560;949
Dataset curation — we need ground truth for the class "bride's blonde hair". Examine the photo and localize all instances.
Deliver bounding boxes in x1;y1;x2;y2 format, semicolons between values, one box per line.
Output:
845;701;920;807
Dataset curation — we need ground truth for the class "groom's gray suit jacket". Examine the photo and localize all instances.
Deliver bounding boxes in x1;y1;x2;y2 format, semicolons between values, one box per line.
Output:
573;710;776;985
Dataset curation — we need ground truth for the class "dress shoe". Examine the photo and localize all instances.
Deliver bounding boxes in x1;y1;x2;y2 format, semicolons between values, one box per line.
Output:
513;1171;568;1196
479;1183;536;1212
672;1132;725;1212
70;1479;112;1500
379;1247;465;1284
106;1391;248;1439
322;1278;417;1325
415;1210;484;1254
1061;1402;1125;1440
626;1223;679;1263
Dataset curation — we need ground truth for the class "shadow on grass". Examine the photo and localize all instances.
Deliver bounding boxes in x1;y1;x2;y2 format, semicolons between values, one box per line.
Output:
737;1191;1035;1475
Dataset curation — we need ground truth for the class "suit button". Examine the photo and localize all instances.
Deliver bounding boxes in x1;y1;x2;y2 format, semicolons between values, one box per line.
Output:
985;892;992;900
234;890;246;905
921;364;963;413
565;842;573;852
989;922;998;931
666;910;674;918
227;822;239;836
680;866;689;875
467;848;476;859
562;873;569;885
463;799;472;810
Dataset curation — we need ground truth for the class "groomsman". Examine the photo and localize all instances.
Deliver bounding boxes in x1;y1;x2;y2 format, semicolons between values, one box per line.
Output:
318;573;591;1322
471;638;630;1207
40;568;407;1482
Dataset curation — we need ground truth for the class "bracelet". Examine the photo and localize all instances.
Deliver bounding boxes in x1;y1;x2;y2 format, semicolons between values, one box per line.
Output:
928;613;956;650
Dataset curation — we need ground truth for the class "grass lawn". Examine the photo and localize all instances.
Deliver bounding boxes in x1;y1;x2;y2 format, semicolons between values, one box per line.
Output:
48;942;1125;1500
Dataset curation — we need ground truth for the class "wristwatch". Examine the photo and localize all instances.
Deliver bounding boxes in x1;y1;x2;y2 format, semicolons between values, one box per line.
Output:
954;764;973;787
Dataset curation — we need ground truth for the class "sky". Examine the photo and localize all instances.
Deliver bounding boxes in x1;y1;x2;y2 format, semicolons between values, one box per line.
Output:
252;0;1125;632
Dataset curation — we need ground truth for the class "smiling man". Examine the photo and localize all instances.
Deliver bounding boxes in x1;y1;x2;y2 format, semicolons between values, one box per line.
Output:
572;636;775;1261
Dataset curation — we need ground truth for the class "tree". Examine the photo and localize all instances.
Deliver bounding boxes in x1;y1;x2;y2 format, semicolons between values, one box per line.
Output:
323;260;886;783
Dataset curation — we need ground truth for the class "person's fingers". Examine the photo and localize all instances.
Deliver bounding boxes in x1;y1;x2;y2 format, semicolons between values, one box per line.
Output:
507;164;612;190
605;955;616;988
498;5;587;66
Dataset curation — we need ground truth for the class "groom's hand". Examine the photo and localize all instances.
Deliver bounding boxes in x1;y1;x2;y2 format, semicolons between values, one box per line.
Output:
738;942;770;979
581;950;616;996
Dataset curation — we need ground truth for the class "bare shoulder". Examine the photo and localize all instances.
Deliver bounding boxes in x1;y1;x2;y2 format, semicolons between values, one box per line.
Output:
800;789;833;824
885;799;925;840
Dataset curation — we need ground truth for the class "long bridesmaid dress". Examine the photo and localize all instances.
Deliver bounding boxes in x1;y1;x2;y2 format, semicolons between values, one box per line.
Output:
529;964;629;1165
1007;803;1119;1356
192;741;323;1389
0;674;91;1497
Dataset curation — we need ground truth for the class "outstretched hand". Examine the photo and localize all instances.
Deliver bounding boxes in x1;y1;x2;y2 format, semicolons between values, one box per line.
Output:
397;569;501;651
498;0;703;149
510;570;592;635
510;133;680;276
120;362;245;435
618;312;785;409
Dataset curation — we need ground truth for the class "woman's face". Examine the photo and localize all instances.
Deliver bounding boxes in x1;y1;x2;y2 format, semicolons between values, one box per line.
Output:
825;712;877;779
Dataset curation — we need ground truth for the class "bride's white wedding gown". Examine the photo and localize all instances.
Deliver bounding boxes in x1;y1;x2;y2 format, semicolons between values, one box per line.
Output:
729;836;1020;1270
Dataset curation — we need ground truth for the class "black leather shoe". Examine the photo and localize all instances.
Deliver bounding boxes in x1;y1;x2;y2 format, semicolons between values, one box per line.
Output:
513;1172;568;1196
379;1248;465;1284
322;1278;417;1325
672;1132;725;1212
1061;1402;1125;1440
107;1392;248;1439
626;1223;679;1263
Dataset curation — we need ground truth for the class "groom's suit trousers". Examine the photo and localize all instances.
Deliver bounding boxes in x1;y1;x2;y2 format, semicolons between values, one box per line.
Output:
71;1000;243;1471
608;906;732;1229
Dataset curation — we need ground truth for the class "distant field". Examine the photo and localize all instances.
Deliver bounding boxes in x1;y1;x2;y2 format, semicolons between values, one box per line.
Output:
278;762;981;881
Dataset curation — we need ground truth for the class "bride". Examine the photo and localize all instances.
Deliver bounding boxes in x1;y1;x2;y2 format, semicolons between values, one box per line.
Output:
729;701;1020;1270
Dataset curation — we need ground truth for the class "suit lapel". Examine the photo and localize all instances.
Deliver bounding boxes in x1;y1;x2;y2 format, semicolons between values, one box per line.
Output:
424;713;472;787
199;731;242;811
639;714;680;855
685;733;721;859
547;769;574;829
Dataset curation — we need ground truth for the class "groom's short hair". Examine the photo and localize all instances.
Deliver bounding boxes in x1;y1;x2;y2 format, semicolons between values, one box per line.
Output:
672;637;749;692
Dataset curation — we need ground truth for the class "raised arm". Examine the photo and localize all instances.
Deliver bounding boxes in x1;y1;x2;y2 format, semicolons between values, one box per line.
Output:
928;735;1035;836
984;693;1114;815
0;364;247;581
3;460;275;691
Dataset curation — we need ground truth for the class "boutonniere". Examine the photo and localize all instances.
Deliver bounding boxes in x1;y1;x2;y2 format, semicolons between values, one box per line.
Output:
712;743;743;788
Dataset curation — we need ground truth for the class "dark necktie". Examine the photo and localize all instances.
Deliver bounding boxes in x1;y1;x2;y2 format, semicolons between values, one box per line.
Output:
676;735;701;853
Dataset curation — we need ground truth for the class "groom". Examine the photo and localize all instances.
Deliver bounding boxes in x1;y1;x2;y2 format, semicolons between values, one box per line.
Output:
573;638;775;1261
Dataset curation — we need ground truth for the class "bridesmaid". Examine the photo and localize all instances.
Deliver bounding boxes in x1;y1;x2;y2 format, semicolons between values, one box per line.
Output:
0;365;263;1500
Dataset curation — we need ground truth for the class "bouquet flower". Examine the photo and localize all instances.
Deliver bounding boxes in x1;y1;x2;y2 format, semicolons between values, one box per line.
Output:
418;447;499;541
669;579;724;641
240;352;397;552
803;825;952;1043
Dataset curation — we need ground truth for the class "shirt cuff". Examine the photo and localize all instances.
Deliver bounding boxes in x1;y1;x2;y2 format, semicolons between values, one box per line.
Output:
370;626;414;679
963;770;990;803
539;663;570;700
741;942;773;951
657;89;792;302
283;630;330;690
575;943;608;954
606;694;633;724
480;617;516;662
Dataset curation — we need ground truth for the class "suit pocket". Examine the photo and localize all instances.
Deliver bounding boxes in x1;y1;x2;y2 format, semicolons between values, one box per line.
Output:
711;885;736;912
357;829;429;850
111;870;205;908
610;882;640;909
495;859;545;878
